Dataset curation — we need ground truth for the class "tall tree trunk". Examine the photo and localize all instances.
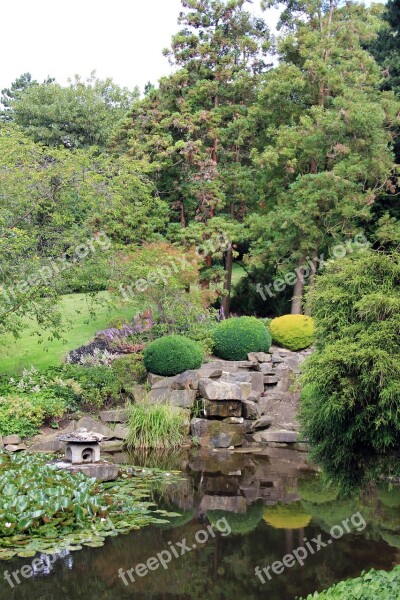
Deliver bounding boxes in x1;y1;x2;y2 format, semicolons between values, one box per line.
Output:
291;256;306;314
304;245;319;316
221;246;233;317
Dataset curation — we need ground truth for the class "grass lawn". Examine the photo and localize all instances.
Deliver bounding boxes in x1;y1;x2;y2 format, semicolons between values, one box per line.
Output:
0;293;138;376
231;262;247;286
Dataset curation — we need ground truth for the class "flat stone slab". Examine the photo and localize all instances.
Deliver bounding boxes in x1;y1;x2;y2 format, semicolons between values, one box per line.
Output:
253;430;298;444
53;461;119;482
5;444;27;452
100;409;129;423
147;388;196;408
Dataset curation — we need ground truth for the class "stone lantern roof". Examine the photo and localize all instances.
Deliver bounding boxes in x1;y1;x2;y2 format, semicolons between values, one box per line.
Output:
57;427;106;443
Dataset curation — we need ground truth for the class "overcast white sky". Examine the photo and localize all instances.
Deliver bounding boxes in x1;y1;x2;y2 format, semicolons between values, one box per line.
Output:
1;0;383;94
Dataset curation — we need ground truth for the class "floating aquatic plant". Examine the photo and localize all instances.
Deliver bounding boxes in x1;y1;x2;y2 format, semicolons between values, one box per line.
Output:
0;452;181;560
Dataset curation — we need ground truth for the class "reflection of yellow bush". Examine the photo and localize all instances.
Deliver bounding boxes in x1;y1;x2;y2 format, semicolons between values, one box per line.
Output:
263;502;312;529
270;314;315;351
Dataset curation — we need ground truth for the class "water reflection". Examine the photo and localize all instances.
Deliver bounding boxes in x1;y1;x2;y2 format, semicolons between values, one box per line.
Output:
1;448;400;600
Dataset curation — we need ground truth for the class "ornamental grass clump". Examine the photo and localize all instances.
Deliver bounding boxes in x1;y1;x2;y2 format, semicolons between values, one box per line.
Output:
212;316;272;360
269;314;315;351
126;401;187;449
143;335;204;376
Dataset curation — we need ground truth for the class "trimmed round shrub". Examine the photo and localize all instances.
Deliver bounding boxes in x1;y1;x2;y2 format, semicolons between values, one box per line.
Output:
212;316;272;361
143;335;204;376
269;314;315;351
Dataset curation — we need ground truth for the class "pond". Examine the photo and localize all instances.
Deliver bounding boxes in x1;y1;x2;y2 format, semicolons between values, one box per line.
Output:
1;447;399;600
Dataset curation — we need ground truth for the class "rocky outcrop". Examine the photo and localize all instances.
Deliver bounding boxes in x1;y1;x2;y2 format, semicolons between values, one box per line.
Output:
146;345;311;450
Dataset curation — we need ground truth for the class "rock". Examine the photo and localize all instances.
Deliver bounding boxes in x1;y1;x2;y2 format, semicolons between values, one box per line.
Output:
152;377;176;389
203;360;258;371
248;352;272;363
54;461;119;482
5;444;27;452
170;390;197;408
112;425;129;440
242;400;260;420
223;417;244;424
147;388;170;403
250;372;265;393
100;409;129;423
264;376;280;385
131;384;147;403
147;388;196;408
196;368;223;379
29;438;64;453
258;363;275;374
220;372;252;384
171;371;199;390
253;416;273;430
76;417;114;439
190;418;247;449
253;430;298;444
203;399;242;418
3;434;21;445
271;353;285;364
199;379;250;401
0;436;3;450
147;373;165;385
100;440;125;452
199;494;247;513
248;390;262;402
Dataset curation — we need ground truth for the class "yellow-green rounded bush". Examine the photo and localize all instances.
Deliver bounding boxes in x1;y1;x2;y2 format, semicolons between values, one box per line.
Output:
270;314;315;351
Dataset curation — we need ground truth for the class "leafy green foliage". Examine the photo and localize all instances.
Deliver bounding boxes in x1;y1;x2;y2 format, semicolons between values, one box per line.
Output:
0;452;181;559
143;335;204;376
249;0;399;312
126;402;188;449
212;316;272;360
270;314;315;351
300;566;400;599
50;364;124;409
111;354;147;386
207;501;264;535
5;73;138;149
299;250;400;467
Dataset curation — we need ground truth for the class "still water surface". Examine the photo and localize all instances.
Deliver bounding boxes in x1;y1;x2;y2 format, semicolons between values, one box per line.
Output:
2;447;400;599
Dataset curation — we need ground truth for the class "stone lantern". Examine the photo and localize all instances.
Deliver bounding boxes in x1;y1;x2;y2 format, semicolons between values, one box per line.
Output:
58;428;105;464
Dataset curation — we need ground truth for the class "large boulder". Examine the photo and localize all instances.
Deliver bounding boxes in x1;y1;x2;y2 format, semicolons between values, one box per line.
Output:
190;418;247;449
147;388;196;408
204;399;242;418
75;416;114;439
171;370;200;390
100;409;129;423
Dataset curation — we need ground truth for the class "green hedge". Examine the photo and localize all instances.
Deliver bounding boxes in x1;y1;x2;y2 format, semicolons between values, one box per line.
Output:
301;566;400;599
212;316;272;360
143;335;204;376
